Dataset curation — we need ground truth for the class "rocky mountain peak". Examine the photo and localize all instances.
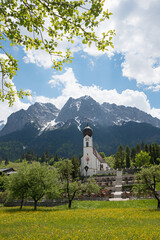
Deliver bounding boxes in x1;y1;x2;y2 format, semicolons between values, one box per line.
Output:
0;102;60;137
27;102;59;126
0;109;32;137
56;95;103;124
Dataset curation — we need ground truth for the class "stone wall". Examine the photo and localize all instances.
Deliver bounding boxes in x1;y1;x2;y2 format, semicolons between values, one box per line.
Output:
4;199;68;207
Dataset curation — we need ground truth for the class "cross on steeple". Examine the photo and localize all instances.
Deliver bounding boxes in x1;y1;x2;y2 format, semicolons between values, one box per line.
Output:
86;118;88;126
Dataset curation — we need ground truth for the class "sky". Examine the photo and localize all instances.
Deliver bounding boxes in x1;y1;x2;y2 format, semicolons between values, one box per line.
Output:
1;0;160;123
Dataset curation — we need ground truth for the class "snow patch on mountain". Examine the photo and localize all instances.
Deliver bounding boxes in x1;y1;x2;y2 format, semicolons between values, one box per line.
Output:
40;120;65;134
69;101;81;112
75;117;81;131
0;120;5;131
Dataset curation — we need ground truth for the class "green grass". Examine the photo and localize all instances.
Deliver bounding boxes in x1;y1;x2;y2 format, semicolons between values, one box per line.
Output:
0;199;160;240
55;199;158;210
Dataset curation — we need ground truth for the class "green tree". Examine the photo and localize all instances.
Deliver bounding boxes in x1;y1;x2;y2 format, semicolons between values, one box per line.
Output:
131;147;136;163
133;165;160;209
54;153;60;163
44;149;50;163
136;144;141;154
41;166;61;201
149;143;160;165
71;156;80;179
0;172;7;192
55;159;99;209
5;156;9;165
144;144;149;153
27;162;59;210
7;163;29;209
141;141;144;151
125;145;130;168
114;145;126;169
0;0;115;105
41;153;46;163
99;152;106;159
0;156;2;165
134;151;150;168
7;162;60;210
25;150;36;163
104;155;115;169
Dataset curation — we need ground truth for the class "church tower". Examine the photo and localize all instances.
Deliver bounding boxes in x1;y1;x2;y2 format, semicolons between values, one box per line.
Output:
81;124;94;176
80;124;110;176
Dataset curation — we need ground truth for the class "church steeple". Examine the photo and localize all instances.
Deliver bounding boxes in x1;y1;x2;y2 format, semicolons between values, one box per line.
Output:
83;124;93;137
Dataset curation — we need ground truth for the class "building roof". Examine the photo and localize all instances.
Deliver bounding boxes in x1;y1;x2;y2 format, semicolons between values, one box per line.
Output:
93;149;107;164
0;168;15;175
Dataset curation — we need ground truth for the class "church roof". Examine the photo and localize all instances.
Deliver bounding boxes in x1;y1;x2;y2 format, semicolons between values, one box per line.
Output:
93;149;107;164
83;124;93;137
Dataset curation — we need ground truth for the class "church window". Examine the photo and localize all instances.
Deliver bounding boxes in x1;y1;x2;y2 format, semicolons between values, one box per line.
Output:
86;142;89;147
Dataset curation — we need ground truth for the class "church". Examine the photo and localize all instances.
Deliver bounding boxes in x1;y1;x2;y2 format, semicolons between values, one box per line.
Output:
80;124;110;176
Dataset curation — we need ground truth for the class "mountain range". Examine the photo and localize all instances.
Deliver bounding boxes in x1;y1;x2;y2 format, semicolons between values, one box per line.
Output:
1;95;160;160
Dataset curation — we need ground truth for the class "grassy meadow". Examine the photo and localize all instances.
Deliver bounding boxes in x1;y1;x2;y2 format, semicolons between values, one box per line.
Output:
0;200;160;240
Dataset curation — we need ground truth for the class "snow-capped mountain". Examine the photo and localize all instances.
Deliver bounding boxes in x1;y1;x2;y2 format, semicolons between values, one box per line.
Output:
55;96;106;126
102;102;160;127
1;96;160;161
53;95;160;129
1;95;160;137
0;102;59;137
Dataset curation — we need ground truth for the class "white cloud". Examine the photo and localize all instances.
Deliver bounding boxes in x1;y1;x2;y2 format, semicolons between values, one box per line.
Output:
0;98;30;124
23;49;53;69
150;108;160;119
147;85;160;92
47;68;160;118
22;0;160;90
104;0;160;87
1;68;160;122
23;37;82;69
0;54;8;60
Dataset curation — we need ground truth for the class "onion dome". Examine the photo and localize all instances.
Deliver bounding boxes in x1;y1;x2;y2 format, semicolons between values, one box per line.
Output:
83;124;93;137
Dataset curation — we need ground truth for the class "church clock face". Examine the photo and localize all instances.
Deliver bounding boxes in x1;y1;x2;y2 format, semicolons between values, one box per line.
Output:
85;137;89;141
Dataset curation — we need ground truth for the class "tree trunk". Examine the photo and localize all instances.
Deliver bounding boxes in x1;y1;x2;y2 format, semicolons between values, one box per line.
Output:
68;199;72;209
20;199;23;210
34;200;37;211
157;199;160;209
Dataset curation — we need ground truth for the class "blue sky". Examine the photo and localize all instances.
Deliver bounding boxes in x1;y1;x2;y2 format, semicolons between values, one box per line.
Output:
1;0;160;123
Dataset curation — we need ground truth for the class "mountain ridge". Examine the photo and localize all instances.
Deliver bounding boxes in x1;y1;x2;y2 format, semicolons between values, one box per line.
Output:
1;95;160;160
1;96;160;137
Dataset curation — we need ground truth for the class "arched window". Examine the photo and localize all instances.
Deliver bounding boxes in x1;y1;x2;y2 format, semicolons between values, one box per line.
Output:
86;142;89;147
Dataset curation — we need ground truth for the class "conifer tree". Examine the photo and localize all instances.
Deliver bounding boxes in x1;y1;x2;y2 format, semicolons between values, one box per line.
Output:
125;145;131;168
5;156;9;166
136;144;141;154
144;144;149;153
0;156;2;165
114;145;126;169
131;147;136;163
